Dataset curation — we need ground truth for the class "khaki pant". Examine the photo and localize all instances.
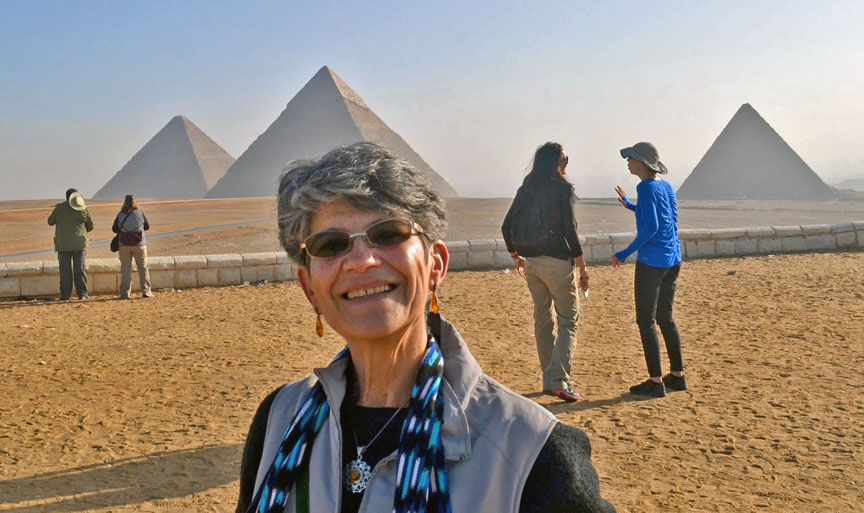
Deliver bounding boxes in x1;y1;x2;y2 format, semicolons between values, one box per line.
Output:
119;245;152;297
524;255;580;390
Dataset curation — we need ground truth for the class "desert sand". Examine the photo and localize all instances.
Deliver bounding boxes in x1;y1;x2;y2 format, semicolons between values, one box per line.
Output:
1;251;862;512
3;197;864;262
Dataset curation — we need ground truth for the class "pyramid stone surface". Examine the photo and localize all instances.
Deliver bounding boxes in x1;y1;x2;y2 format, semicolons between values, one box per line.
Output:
95;116;235;199
677;104;836;200
206;66;458;198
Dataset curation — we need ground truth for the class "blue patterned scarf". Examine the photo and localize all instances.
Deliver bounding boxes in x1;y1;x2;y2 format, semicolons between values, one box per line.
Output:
248;328;452;513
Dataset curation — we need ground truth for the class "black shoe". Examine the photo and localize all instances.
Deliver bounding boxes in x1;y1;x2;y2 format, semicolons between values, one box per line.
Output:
629;379;666;398
662;373;688;391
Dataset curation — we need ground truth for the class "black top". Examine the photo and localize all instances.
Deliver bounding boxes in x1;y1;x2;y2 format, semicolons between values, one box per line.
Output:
501;180;583;260
236;385;616;513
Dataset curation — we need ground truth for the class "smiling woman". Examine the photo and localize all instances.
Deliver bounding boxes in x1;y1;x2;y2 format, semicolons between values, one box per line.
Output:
236;142;616;513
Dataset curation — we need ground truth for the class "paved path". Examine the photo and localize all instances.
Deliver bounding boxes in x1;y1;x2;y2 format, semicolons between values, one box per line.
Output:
0;218;274;260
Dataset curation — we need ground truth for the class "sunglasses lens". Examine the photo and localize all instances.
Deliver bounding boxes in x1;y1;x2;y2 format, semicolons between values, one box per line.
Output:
305;231;351;258
302;219;417;258
367;219;413;246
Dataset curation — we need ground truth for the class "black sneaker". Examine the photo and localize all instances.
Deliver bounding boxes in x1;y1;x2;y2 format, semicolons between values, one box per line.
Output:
662;373;688;391
629;379;666;398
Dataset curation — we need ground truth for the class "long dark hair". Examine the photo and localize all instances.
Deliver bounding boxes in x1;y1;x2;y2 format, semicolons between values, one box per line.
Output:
121;194;138;214
522;142;569;187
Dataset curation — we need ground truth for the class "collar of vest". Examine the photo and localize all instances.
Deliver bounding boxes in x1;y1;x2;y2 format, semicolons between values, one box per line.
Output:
313;315;478;462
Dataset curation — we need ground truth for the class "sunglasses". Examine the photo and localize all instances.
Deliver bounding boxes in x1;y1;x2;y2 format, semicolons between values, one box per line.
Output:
301;218;425;259
559;155;569;165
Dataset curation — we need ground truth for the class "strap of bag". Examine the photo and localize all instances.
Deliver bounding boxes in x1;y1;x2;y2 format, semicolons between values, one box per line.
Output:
119;211;147;234
117;212;132;231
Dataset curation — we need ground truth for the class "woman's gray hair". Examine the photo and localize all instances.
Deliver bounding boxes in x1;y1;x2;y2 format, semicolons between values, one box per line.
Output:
278;142;448;265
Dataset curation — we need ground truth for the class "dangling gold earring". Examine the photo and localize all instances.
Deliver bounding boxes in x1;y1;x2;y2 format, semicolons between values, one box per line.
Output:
430;286;439;314
315;312;324;337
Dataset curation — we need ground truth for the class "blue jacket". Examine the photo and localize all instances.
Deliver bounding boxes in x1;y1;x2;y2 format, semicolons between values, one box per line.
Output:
615;179;681;268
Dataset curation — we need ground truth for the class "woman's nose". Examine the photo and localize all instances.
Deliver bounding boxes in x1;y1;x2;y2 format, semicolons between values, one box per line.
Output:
342;235;379;271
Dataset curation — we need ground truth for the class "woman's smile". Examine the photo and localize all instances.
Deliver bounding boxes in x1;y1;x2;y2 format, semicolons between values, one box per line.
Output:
343;283;396;300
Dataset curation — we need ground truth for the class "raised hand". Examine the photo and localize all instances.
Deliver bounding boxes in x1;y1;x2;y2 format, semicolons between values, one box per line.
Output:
615;185;628;207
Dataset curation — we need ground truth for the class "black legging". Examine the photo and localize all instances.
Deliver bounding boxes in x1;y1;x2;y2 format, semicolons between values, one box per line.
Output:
634;261;683;377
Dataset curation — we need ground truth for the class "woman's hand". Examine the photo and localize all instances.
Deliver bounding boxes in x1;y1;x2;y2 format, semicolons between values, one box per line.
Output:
578;267;589;291
615;185;628;207
513;256;526;280
611;254;622;268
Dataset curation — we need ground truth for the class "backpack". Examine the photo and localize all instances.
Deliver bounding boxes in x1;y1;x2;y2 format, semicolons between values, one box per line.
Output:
507;185;553;255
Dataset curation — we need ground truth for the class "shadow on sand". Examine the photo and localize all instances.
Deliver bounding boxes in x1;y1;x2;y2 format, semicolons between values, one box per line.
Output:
524;391;651;414
0;444;242;512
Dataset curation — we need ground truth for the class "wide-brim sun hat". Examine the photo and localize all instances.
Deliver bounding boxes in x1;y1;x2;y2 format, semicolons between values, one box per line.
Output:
620;142;668;174
68;192;87;211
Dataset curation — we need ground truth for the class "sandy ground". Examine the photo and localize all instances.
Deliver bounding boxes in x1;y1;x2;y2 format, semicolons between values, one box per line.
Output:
0;198;277;261
1;251;862;512
3;198;864;262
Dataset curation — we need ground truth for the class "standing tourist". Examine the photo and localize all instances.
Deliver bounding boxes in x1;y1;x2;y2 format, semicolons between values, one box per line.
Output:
501;142;589;403
47;188;94;300
612;142;686;398
112;194;153;299
236;142;615;513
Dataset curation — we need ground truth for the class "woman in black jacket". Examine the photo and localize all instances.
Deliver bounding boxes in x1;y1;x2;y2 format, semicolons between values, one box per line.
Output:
502;142;589;402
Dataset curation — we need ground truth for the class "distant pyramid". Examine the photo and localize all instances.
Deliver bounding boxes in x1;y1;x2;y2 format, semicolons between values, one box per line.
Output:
677;104;836;200
834;178;864;192
95;116;235;199
206;66;458;198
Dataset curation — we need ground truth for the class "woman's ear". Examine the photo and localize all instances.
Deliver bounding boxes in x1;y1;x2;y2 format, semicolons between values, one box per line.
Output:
428;240;449;289
297;265;318;311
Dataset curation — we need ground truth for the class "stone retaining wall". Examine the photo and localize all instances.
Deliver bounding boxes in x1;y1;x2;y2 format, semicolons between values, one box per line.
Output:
2;221;862;298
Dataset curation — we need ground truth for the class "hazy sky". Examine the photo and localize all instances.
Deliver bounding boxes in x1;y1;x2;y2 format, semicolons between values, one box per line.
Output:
2;0;863;201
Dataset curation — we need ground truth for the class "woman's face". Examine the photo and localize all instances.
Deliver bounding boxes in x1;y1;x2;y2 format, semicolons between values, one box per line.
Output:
557;151;569;176
297;200;448;343
627;157;643;175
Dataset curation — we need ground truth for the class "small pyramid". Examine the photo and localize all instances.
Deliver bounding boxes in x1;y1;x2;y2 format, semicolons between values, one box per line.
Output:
677;104;836;200
206;66;458;198
95;116;235;199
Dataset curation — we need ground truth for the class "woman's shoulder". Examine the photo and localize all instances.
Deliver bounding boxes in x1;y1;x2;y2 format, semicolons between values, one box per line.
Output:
548;180;574;192
468;374;558;439
536;181;574;204
270;375;318;403
251;376;318;426
520;423;617;512
636;179;666;194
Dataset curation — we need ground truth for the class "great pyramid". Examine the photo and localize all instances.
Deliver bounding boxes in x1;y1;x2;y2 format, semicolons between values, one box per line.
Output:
206;66;458;198
95;116;235;199
677;103;836;200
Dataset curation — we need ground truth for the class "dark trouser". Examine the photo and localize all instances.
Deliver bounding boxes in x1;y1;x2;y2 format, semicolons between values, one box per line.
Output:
634;261;683;378
58;250;88;299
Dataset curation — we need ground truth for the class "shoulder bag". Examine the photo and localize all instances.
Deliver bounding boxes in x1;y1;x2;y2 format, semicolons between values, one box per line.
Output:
110;212;132;252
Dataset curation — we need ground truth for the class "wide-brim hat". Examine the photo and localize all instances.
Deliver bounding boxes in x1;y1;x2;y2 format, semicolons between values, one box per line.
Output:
620;142;668;174
68;192;87;211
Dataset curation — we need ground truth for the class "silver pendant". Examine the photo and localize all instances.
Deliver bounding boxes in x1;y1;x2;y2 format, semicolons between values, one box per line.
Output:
344;450;372;493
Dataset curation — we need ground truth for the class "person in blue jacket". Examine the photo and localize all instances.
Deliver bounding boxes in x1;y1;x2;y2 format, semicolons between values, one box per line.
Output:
611;142;687;398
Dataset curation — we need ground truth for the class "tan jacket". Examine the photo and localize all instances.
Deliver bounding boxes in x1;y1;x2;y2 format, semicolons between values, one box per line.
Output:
252;317;558;513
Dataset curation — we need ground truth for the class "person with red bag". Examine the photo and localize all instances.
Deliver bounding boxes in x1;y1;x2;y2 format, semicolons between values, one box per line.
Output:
112;194;153;299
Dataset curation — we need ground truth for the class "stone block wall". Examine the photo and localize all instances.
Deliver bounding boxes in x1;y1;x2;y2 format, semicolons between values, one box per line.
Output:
0;252;299;299
1;221;861;298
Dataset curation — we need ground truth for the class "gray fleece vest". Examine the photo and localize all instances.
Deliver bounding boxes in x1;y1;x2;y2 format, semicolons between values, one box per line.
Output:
252;318;558;513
